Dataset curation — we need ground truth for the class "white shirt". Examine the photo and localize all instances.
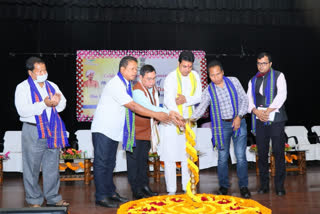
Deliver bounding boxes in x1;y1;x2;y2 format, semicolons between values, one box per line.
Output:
163;70;202;118
158;70;202;162
14;79;66;123
91;75;133;141
247;72;287;113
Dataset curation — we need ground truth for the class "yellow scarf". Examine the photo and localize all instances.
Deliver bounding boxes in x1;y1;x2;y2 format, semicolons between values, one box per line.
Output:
176;67;197;134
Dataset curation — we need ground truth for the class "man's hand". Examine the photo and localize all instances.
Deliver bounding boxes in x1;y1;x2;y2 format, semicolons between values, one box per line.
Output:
253;108;268;122
154;112;171;124
51;93;61;107
232;116;241;131
169;111;185;126
44;96;53;107
175;94;187;105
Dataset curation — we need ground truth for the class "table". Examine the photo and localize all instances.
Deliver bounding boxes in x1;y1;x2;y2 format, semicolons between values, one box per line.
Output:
284;150;306;175
255;150;306;176
59;159;94;184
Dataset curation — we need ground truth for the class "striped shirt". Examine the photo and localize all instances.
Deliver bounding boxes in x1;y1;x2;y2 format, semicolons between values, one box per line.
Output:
192;76;248;120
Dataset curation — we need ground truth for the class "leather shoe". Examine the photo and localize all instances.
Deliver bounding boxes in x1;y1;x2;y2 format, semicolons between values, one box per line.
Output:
96;198;119;208
133;191;145;199
109;192;129;203
258;187;269;194
216;187;228;195
141;186;158;197
276;190;286;196
240;187;251;199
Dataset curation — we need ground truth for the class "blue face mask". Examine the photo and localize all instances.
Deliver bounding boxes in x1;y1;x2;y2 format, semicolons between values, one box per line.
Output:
36;73;48;83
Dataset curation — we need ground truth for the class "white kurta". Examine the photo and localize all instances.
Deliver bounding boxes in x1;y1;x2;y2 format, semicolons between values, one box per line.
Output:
159;70;202;162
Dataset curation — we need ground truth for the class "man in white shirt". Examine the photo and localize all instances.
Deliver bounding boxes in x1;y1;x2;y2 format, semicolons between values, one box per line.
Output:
15;57;69;207
158;51;202;195
247;52;288;196
91;56;182;208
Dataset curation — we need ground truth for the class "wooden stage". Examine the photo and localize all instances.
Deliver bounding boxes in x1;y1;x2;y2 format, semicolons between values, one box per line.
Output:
1;164;320;214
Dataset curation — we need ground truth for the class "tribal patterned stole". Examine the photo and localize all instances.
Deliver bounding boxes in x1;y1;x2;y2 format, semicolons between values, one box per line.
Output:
117;72;136;152
208;77;240;150
28;76;69;149
251;68;275;134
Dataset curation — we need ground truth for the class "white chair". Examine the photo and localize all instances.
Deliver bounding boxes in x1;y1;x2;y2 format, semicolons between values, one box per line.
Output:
284;126;320;161
3;131;23;172
196;128;218;169
311;126;320;140
74;130;127;172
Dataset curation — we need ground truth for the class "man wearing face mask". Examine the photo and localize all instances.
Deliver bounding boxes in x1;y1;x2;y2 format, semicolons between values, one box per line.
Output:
14;57;70;207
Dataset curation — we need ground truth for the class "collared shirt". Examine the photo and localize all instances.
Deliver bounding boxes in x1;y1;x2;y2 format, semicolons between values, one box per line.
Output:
192;77;248;119
14;79;66;123
247;72;287;113
133;88;169;114
163;70;202;118
91;75;133;141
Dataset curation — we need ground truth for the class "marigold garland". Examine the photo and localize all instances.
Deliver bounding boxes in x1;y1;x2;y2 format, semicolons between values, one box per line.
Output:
285;154;298;163
59;162;84;171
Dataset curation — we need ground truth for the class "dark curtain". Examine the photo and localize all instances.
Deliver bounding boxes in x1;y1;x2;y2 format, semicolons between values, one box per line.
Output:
1;0;319;26
0;0;319;139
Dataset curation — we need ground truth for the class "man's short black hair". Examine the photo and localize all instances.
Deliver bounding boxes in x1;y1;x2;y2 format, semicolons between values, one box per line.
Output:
178;51;195;63
140;64;156;77
119;56;138;70
207;60;224;71
257;52;272;62
26;56;45;71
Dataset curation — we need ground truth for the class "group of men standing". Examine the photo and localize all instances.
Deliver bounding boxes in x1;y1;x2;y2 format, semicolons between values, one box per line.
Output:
14;51;287;209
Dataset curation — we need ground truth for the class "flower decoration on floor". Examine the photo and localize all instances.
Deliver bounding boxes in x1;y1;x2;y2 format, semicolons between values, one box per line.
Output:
60;148;82;159
118;122;271;213
117;194;271;214
0;152;10;160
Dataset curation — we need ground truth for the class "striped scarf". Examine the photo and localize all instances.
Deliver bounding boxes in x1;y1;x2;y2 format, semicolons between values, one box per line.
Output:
208;77;240;150
251;68;275;134
176;68;197;134
117;72;136;152
28;77;69;149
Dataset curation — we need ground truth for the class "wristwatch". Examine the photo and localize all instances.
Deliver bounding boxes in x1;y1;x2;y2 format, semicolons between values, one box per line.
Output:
237;115;244;119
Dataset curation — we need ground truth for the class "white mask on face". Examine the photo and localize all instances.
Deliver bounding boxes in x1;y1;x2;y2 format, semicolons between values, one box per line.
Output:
36;73;48;83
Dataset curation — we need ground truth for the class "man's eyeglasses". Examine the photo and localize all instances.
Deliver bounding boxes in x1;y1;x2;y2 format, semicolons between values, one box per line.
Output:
257;62;270;66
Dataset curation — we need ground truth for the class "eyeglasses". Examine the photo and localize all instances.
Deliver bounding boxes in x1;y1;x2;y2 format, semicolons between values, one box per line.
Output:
257;62;270;66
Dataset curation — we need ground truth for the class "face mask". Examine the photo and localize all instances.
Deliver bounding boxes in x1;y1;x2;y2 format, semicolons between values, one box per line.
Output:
36;73;48;83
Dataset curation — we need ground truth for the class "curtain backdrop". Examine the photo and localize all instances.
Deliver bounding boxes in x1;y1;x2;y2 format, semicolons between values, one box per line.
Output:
0;0;319;26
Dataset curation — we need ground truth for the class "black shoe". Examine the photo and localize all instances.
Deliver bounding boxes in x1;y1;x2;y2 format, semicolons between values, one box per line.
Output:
240;187;251;199
96;198;119;208
109;192;129;203
276;190;286;196
141;186;158;197
217;187;228;195
133;191;145;199
257;187;269;194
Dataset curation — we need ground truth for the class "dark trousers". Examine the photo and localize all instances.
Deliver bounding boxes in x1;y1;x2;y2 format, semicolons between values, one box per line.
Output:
256;120;286;191
126;140;151;193
92;132;118;201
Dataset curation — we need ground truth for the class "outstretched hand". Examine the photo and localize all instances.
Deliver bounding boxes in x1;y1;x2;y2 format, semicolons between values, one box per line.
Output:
169;111;185;127
154;112;171;124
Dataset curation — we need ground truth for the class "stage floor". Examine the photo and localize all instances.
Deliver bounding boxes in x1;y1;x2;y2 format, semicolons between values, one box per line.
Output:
1;164;320;214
